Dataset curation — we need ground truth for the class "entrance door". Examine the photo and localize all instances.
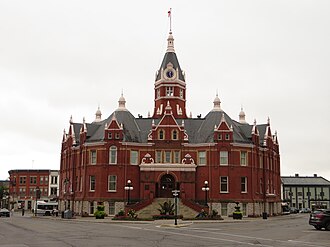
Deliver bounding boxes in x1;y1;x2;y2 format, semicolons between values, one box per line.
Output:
159;174;175;198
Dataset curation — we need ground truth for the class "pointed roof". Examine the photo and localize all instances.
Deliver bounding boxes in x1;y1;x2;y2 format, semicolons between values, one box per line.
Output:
155;32;185;81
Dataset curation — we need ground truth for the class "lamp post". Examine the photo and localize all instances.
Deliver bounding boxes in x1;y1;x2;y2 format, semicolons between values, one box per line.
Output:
35;186;40;216
202;181;210;206
172;189;180;226
124;180;133;205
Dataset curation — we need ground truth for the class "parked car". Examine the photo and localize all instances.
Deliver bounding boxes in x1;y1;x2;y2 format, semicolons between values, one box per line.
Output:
299;208;311;213
0;208;10;217
290;207;299;214
309;209;330;230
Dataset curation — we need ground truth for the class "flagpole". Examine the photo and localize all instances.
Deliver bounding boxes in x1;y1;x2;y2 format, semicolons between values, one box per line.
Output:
168;8;172;32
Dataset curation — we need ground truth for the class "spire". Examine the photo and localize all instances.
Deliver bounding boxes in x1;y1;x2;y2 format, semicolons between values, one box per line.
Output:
212;92;222;111
117;91;127;111
239;106;247;124
94;106;102;122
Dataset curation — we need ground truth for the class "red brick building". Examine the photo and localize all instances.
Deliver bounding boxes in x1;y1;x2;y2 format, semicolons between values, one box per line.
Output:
60;31;281;217
8;169;60;210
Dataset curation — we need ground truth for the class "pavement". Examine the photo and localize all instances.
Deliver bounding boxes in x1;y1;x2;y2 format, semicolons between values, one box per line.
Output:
13;210;266;227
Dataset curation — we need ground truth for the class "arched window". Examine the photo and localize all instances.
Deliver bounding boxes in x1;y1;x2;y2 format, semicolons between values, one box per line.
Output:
172;130;178;140
159;130;164;140
109;146;117;164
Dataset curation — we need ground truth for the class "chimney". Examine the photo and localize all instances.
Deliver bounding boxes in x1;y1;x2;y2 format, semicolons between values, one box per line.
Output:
314;174;317;177
295;173;299;177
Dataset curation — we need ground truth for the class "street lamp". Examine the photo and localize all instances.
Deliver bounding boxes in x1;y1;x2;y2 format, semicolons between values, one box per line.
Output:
172;189;180;226
35;186;40;216
202;181;210;206
124;180;133;205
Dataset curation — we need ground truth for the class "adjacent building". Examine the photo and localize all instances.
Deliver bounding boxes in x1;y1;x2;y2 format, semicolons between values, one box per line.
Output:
282;174;330;210
8;169;60;210
60;30;281;217
0;180;10;209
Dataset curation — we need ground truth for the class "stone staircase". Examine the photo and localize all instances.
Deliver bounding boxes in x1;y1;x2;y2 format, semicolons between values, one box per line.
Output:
136;198;199;219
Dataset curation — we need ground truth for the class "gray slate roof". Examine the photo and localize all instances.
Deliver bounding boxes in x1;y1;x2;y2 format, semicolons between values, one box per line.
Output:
281;176;330;186
72;109;270;146
155;52;185;81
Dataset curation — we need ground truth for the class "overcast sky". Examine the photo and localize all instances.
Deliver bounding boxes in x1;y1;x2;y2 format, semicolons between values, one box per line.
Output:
0;0;329;181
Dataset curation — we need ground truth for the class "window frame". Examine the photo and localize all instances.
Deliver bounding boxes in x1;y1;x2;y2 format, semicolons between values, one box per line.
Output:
130;150;139;165
89;175;96;192
241;176;247;193
198;151;206;165
109;146;117;164
220;176;228;193
108;175;117;192
220;151;228;166
240;151;247;166
90;150;97;165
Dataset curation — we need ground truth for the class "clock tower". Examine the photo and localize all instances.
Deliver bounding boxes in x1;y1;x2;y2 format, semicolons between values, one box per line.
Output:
152;31;188;119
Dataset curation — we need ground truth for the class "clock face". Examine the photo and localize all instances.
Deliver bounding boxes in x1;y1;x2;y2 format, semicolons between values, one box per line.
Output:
166;70;174;78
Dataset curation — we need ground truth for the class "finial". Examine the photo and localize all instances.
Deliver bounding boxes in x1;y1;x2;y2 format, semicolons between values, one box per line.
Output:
69;115;73;124
267;116;270;125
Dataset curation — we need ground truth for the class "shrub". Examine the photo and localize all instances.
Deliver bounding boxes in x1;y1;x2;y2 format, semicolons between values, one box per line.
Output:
127;209;137;219
158;201;175;215
94;205;106;219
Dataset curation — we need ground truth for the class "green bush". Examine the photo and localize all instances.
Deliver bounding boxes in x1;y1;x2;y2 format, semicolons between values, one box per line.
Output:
94;205;106;219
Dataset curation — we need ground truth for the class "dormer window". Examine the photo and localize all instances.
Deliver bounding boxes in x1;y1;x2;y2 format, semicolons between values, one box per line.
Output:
166;87;173;96
218;134;222;140
225;134;230;140
115;133;120;139
108;133;112;139
159;130;164;140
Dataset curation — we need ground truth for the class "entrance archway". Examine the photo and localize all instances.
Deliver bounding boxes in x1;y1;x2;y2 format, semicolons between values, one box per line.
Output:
159;174;176;198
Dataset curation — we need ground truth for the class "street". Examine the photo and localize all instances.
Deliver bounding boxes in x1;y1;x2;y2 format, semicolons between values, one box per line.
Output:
0;213;329;247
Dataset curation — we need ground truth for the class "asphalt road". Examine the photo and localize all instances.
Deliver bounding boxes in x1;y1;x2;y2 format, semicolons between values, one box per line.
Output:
0;213;329;247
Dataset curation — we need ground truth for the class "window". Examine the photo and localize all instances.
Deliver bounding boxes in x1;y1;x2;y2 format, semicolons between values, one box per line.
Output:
108;175;117;192
260;178;263;194
166;86;173;96
40;176;43;185
115;133;120;139
108;133;112;139
259;155;263;168
165;151;172;163
51;187;57;196
156;151;162;163
221;203;228;216
30;176;37;184
90;176;95;191
174;151;180;163
80;177;83;191
180;89;183;98
19;187;26;196
89;201;94;214
109;146;117;164
157;89;160;98
51;176;58;184
241;177;247;193
172;130;178;140
220;151;228;165
159;130;164;140
130;150;138;165
218;134;222;140
44;176;48;184
109;201;115;215
19;176;26;185
240;151;247;166
198;151;206;165
90;150;97;165
225;134;230;140
220;176;228;193
242;203;247;216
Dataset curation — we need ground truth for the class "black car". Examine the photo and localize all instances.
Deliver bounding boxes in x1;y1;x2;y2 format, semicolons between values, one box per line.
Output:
309;209;330;230
0;208;10;217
